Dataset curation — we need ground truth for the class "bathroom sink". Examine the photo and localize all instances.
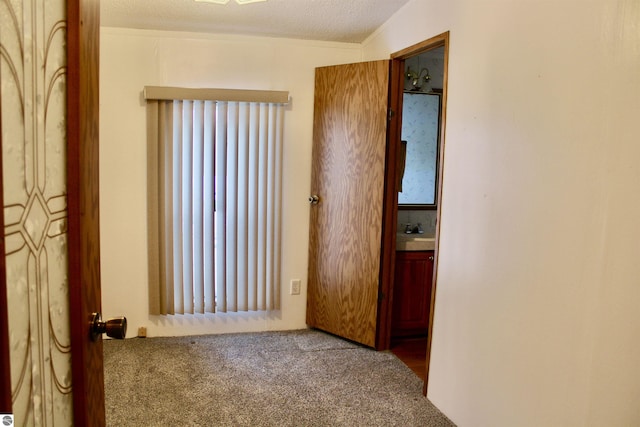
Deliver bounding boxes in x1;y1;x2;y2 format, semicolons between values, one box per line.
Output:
396;233;435;251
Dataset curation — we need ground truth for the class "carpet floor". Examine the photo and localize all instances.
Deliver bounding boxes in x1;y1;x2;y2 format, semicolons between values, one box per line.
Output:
104;329;455;426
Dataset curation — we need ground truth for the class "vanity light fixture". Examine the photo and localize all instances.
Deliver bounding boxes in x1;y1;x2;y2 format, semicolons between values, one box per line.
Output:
195;0;267;4
406;67;431;91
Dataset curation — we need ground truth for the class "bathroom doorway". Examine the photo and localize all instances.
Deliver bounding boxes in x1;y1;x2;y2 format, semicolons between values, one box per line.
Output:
387;32;449;393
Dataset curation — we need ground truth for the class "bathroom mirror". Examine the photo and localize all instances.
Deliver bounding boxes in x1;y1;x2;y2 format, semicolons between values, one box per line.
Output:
397;48;444;210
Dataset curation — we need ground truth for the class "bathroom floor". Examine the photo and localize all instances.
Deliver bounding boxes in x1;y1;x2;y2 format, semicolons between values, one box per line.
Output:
390;336;428;380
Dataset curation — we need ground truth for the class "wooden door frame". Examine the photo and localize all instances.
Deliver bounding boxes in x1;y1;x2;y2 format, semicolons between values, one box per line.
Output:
376;59;403;350
67;0;104;425
0;64;12;414
381;32;450;394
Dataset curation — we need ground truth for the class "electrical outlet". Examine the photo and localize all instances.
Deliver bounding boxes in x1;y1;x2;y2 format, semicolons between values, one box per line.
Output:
290;279;301;295
138;326;147;338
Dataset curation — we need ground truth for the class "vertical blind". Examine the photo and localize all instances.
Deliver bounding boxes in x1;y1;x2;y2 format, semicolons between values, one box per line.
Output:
145;87;287;315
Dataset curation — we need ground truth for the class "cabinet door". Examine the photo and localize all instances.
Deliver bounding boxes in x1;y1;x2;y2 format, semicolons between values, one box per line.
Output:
392;251;434;337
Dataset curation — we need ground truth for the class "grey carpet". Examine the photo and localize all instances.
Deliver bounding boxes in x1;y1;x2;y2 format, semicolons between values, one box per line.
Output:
104;329;455;426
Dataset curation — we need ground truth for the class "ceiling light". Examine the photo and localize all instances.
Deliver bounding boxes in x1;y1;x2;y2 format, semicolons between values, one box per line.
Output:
195;0;267;4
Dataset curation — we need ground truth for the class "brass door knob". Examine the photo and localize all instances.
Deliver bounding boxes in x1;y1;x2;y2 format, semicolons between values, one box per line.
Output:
90;312;127;341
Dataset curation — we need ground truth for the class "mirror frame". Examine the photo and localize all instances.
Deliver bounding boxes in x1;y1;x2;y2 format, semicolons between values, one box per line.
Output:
397;54;445;211
398;89;442;210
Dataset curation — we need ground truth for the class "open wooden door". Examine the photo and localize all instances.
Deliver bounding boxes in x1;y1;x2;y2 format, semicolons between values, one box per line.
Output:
67;0;107;425
306;60;392;348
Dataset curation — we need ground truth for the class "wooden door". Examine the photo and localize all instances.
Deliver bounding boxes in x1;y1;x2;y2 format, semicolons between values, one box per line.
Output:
0;75;10;414
306;60;390;348
67;0;105;425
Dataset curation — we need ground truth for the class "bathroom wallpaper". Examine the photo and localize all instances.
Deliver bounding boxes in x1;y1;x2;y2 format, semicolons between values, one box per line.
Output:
1;0;73;424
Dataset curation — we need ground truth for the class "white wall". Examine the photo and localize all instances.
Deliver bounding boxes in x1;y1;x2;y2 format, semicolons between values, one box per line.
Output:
99;28;362;338
363;0;640;426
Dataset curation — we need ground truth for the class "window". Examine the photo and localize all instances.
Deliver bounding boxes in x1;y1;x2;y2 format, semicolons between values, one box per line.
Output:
145;87;288;315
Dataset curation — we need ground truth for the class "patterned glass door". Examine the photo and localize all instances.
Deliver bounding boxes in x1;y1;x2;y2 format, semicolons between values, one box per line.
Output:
1;0;73;424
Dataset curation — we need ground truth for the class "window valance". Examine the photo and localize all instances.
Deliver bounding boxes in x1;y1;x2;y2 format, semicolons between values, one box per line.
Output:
143;86;289;104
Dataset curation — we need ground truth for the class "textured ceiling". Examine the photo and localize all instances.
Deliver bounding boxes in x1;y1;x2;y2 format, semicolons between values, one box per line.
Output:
100;0;411;43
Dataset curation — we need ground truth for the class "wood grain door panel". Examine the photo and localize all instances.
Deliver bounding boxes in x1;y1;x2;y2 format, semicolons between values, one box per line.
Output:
306;60;390;348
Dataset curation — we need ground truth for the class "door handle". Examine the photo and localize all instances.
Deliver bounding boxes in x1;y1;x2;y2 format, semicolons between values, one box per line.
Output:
308;195;320;205
90;312;127;341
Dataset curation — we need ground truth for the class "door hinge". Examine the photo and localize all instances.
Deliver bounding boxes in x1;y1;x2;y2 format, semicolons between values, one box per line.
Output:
387;109;395;120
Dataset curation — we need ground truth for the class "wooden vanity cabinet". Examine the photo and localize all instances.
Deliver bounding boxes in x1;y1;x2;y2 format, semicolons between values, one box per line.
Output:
392;250;434;337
